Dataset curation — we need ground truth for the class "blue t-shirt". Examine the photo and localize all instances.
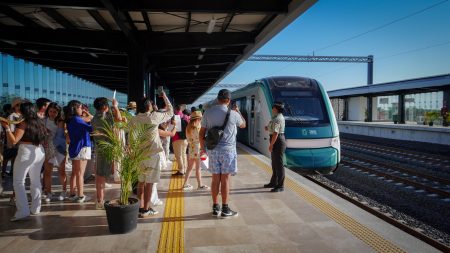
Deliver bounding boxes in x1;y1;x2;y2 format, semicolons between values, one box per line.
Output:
201;104;243;152
67;116;93;158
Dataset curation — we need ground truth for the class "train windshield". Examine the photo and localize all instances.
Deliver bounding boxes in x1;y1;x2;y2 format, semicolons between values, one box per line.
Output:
271;80;330;126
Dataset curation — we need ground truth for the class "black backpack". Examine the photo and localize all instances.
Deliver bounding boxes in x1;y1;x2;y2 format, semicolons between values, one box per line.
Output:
178;118;188;140
205;108;230;150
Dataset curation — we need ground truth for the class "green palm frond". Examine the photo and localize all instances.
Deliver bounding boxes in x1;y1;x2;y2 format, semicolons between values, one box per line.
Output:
96;118;156;205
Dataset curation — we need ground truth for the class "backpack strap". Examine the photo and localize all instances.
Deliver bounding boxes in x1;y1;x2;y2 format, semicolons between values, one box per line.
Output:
220;108;231;130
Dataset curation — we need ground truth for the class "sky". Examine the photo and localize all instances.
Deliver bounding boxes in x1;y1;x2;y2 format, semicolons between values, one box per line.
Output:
192;0;450;105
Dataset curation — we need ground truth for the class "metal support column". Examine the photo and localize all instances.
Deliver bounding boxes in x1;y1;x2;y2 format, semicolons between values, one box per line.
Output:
398;94;405;124
343;98;349;121
366;96;372;122
127;50;145;103
367;55;373;85
444;88;450;109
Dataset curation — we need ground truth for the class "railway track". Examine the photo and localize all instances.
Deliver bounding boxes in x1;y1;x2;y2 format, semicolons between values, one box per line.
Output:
305;174;450;252
301;137;450;252
341;139;450;172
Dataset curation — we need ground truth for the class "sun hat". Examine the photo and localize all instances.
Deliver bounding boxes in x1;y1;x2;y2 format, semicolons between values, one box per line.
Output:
127;101;137;109
11;97;23;108
190;110;203;120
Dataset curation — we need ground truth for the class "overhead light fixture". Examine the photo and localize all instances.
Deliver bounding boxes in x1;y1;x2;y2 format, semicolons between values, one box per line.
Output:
89;53;98;58
33;12;57;30
2;40;17;46
195;65;199;69
200;48;206;53
194;72;197;76
197;54;204;60
25;49;39;55
206;18;216;34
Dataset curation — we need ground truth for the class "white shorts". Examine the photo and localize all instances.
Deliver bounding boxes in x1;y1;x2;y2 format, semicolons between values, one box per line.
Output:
71;147;91;161
138;152;165;183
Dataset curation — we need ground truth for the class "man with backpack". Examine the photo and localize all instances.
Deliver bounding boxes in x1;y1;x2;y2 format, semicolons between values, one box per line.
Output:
172;105;189;175
199;89;246;218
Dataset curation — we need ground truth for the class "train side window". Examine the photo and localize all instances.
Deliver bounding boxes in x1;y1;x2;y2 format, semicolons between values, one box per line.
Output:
251;96;255;118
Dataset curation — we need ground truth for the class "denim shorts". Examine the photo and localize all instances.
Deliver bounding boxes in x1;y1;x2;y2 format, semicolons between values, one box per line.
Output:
207;149;237;175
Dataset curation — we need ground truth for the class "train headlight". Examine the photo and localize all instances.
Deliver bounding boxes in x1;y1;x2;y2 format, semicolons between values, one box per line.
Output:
330;137;340;150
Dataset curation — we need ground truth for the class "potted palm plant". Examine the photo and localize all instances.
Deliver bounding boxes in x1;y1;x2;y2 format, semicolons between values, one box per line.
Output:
95;115;155;234
425;111;439;126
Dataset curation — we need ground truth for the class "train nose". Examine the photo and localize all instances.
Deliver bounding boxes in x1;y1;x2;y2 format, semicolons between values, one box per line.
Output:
285;147;339;174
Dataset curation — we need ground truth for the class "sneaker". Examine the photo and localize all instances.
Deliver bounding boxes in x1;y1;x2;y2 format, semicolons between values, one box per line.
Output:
58;191;67;201
31;210;40;215
212;204;221;216
182;184;193;191
69;194;78;202
44;193;52;203
105;183;112;188
270;187;284;192
77;195;86;203
221;206;238;218
263;183;275;188
153;200;163;206
96;201;105;210
198;185;210;190
139;208;158;218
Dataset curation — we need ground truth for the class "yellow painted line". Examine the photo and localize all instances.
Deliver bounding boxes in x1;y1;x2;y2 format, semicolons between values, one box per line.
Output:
240;150;406;253
157;162;184;253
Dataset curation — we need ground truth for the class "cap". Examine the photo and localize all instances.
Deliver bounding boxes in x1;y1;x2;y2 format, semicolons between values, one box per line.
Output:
217;89;231;100
273;101;284;109
190;110;203;120
127;101;137;109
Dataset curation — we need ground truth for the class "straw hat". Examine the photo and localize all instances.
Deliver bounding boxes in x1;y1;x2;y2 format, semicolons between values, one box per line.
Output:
127;101;137;109
190;110;202;120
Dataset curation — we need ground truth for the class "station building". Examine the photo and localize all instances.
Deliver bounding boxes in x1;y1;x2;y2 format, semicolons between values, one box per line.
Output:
328;74;450;125
0;52;127;107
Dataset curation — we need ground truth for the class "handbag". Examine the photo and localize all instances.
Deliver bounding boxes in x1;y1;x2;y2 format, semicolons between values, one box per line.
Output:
205;108;231;150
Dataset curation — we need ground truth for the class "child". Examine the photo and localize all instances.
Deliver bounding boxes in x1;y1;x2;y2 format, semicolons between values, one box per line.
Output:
91;97;122;209
182;111;209;191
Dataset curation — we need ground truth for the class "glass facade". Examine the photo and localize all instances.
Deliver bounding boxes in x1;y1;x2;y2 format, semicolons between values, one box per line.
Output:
331;91;444;125
405;91;443;124
0;53;127;107
374;95;398;121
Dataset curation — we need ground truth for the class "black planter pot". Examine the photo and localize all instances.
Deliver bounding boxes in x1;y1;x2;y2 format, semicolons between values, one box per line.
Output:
104;198;139;234
428;122;434;126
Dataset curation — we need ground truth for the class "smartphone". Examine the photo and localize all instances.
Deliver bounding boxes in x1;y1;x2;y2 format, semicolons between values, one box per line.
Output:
157;86;164;96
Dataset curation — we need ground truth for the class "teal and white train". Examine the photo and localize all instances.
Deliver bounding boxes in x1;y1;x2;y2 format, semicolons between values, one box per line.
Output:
229;76;340;174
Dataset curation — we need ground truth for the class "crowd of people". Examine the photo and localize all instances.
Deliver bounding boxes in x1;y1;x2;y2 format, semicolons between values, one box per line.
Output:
0;88;286;221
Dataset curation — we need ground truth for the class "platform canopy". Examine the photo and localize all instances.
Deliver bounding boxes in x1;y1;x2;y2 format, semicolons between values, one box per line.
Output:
0;0;316;103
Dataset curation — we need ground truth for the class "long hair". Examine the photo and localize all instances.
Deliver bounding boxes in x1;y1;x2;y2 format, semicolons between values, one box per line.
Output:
65;100;82;124
186;118;200;139
45;102;62;124
20;102;46;145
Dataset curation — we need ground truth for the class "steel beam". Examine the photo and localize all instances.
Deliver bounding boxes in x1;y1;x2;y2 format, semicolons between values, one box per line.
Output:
2;0;288;13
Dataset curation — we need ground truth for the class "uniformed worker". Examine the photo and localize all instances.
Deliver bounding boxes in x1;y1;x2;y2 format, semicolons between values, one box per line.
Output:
264;101;286;192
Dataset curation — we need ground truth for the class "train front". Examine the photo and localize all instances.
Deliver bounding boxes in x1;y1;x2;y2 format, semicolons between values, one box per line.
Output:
268;77;340;174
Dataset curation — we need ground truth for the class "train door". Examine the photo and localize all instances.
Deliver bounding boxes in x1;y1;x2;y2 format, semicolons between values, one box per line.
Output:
249;95;256;145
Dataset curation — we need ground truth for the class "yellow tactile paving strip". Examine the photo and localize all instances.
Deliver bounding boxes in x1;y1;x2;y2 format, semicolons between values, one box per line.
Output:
240;150;406;253
157;162;184;253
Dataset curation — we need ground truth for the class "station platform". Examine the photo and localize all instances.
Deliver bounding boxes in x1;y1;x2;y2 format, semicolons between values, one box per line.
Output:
338;121;450;146
0;144;440;253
